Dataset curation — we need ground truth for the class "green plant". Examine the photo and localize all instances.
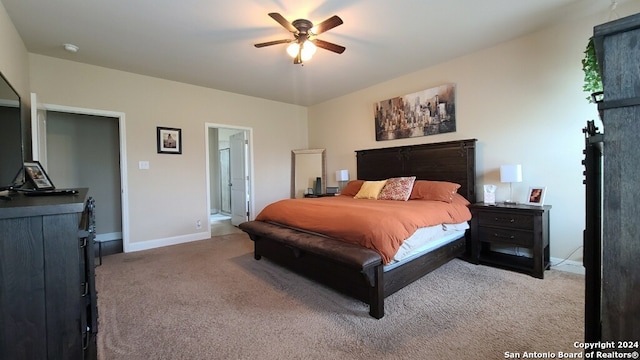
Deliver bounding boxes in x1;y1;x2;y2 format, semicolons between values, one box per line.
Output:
582;37;603;103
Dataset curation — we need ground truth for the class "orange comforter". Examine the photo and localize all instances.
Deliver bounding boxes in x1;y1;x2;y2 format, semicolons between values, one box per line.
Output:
255;195;471;264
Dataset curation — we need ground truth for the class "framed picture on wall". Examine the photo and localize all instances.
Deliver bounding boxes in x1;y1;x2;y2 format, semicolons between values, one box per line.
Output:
24;161;55;190
525;186;546;206
157;127;182;154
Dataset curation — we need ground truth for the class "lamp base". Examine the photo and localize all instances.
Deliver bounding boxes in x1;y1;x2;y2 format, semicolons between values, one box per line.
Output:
337;180;347;193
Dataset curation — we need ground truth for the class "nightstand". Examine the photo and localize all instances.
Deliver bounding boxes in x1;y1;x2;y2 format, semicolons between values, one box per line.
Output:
303;193;335;198
469;203;551;279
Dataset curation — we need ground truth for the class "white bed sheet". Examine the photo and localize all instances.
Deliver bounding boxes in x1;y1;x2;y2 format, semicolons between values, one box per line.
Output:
383;221;469;272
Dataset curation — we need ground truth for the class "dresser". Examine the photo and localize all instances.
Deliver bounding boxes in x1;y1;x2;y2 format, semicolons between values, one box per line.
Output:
469;203;551;279
0;189;97;360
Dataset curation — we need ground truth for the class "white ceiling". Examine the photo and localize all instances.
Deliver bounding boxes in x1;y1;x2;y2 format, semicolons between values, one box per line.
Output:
1;0;620;106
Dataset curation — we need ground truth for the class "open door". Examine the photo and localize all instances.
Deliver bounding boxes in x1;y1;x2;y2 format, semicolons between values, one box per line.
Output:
230;131;248;226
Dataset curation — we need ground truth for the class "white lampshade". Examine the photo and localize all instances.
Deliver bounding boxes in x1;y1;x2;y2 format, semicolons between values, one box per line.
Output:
335;169;349;182
500;164;522;183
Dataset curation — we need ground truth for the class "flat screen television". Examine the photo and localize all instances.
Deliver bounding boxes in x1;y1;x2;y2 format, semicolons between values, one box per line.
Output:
0;72;24;194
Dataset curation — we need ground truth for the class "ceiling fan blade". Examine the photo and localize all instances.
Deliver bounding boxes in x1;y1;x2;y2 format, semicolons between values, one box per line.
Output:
313;15;343;35
254;39;292;48
268;12;297;33
313;39;346;54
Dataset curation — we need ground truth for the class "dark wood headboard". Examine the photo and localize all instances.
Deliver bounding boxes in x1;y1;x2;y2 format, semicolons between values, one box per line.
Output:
355;139;477;203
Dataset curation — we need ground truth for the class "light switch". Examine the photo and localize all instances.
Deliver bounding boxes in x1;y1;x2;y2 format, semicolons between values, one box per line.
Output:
139;161;150;170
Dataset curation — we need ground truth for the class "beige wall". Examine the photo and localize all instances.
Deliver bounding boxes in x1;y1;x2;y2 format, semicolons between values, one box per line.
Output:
0;3;28;98
4;0;640;258
308;4;640;263
28;55;308;249
0;1;30;160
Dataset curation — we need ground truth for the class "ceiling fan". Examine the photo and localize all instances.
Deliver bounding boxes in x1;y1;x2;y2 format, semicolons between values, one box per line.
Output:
254;13;346;65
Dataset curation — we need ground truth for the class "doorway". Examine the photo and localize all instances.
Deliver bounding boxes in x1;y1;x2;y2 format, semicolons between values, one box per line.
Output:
31;95;129;252
206;124;252;234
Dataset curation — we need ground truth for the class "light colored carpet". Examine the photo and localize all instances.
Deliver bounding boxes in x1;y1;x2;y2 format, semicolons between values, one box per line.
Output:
96;233;585;360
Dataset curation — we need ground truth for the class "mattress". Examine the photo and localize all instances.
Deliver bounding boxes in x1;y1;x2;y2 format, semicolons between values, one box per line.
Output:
383;221;469;271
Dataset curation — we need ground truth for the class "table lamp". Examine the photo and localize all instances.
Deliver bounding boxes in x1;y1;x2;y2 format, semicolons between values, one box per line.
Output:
336;169;349;192
500;164;522;205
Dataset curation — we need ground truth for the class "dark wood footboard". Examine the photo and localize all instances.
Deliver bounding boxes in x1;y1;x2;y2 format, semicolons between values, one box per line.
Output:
239;220;466;319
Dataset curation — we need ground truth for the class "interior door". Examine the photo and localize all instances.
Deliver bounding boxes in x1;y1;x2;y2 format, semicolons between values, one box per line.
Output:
219;148;231;214
230;131;248;226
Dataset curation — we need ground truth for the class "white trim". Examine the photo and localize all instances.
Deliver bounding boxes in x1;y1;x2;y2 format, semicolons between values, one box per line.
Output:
126;231;211;252
30;99;131;254
204;123;255;227
95;232;122;242
550;257;584;275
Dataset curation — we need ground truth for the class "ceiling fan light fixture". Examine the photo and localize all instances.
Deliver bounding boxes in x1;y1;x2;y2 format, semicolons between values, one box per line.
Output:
287;40;316;63
256;13;345;64
301;40;316;58
286;42;300;58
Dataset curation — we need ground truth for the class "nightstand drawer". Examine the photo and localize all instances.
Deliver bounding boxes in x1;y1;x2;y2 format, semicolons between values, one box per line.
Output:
478;227;534;247
477;212;534;230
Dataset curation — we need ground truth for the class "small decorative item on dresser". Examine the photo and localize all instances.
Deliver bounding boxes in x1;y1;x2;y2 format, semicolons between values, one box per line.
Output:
314;176;322;195
525;187;546;206
326;186;339;195
24;161;55;190
483;184;497;205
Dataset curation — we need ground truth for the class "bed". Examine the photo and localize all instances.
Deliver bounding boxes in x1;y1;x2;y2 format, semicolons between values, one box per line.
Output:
239;138;477;318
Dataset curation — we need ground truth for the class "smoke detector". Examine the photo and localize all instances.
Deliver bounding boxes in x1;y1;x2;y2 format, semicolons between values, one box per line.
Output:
63;43;79;53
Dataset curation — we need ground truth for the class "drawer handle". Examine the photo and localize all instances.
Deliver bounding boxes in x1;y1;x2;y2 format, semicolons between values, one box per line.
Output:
493;233;516;240
494;217;515;223
82;327;89;350
81;282;89;297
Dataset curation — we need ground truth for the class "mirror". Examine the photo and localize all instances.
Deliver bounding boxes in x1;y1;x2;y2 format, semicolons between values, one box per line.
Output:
0;72;23;192
291;149;326;198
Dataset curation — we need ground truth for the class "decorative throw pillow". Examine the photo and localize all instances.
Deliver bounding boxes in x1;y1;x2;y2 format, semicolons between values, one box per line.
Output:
353;180;388;199
409;180;461;203
339;180;365;197
378;176;416;201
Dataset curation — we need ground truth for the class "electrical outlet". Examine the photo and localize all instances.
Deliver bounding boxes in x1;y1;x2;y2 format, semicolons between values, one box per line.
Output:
196;220;202;229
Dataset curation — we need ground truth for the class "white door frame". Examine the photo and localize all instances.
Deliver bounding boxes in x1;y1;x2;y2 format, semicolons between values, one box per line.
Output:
204;123;254;226
30;95;130;252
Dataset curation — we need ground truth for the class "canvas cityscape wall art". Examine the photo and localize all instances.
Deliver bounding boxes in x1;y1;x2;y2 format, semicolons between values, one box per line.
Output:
374;83;456;141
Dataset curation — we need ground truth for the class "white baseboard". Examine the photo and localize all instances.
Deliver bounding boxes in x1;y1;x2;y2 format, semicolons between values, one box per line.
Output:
95;232;122;242
126;231;211;253
550;257;585;275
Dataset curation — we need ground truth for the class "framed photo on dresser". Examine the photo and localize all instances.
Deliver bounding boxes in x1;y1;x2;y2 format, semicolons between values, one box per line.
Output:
525;186;546;206
24;161;55;190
